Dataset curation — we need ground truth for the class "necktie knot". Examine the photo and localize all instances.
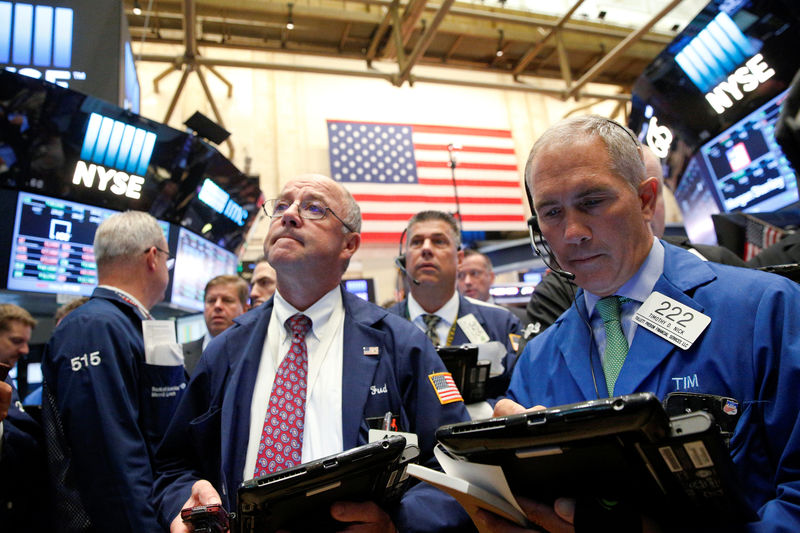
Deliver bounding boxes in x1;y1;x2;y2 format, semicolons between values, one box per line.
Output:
287;314;312;339
422;314;441;345
596;296;623;324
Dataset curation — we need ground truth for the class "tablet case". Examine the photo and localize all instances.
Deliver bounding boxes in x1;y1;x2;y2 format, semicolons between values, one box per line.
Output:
435;393;755;526
236;435;409;533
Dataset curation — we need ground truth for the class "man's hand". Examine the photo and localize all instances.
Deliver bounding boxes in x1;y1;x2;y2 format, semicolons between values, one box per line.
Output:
493;399;547;418
170;480;223;533
330;501;397;533
0;381;11;423
476;497;576;533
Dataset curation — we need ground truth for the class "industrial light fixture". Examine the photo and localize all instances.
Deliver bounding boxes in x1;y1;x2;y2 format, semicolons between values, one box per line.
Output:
495;29;504;58
132;0;142;16
286;3;295;30
598;10;607;20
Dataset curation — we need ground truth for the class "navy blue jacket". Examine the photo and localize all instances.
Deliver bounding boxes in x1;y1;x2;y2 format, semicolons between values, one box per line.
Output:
42;287;186;532
389;294;522;398
509;242;800;532
153;289;472;532
1;378;48;532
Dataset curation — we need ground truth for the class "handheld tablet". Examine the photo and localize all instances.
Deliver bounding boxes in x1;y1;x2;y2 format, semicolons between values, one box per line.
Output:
236;435;409;533
436;393;754;526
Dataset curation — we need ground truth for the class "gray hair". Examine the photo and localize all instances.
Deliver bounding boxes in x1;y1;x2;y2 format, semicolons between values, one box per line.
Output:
94;211;165;269
525;115;646;192
339;185;362;234
406;210;461;249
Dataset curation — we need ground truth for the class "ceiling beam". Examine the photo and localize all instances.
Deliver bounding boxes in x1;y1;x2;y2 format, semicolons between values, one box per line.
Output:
566;0;682;98
511;0;585;77
396;0;454;85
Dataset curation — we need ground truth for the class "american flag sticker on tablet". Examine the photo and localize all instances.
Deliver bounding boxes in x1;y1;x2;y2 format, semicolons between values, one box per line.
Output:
428;372;463;404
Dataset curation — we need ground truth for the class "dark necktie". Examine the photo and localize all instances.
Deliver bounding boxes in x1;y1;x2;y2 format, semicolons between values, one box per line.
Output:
422;314;441;345
254;313;312;477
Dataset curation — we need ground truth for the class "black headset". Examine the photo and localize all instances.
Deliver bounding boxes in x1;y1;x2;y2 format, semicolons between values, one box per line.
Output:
395;227;420;285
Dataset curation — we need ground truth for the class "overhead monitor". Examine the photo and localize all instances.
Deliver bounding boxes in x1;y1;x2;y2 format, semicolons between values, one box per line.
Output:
169;226;238;312
674;89;797;244
6;190;117;295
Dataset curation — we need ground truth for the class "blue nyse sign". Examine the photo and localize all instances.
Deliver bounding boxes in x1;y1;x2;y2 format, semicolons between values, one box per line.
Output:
0;1;83;87
72;113;156;200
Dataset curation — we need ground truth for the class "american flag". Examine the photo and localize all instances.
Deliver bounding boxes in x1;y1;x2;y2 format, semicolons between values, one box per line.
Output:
743;214;785;261
428;372;463;404
326;120;526;243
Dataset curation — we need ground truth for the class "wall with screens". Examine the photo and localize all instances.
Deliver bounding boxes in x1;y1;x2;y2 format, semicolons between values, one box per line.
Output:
0;70;261;253
629;0;800;188
169;227;238;312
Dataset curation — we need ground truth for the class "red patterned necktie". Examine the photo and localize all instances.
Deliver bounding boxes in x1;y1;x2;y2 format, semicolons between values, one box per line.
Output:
254;313;312;477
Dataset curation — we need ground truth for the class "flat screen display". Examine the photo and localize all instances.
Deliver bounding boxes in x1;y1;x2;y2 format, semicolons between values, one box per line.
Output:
674;89;797;244
170;226;238;312
343;278;375;303
175;313;206;344
7;190;117;295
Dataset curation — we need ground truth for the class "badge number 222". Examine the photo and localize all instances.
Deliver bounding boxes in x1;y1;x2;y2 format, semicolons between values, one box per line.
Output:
71;351;101;371
654;301;694;328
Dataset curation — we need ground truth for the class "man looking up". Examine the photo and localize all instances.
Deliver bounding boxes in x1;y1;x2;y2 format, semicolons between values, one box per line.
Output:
182;274;249;375
482;115;800;532
43;211;185;532
248;256;277;307
389;211;521;400
154;174;471;532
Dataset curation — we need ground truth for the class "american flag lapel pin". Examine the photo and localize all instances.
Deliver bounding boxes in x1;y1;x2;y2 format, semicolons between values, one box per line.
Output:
363;346;380;356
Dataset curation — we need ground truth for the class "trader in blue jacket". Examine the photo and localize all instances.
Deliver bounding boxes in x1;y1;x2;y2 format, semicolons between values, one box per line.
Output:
388;210;521;400
0;304;46;533
483;115;800;533
42;211;185;532
154;174;471;532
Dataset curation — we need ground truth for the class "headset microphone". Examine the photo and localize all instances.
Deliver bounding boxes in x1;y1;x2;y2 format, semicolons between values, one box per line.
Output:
395;228;421;285
525;181;576;281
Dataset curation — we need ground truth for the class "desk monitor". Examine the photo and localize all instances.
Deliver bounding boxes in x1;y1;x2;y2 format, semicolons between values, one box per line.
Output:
343;278;375;303
169;227;238;312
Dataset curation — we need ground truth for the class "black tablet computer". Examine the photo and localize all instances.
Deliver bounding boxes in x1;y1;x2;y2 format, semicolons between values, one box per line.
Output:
436;393;755;526
236;435;409;533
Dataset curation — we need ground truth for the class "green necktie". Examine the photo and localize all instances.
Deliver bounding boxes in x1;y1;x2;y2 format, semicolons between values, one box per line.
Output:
422;314;441;346
596;296;629;397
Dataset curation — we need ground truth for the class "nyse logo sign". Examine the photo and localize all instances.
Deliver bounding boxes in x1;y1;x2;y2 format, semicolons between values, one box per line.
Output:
0;2;85;87
705;54;775;114
72;113;156;200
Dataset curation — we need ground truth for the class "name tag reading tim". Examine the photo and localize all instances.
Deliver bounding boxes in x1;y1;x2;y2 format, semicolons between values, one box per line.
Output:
634;292;710;350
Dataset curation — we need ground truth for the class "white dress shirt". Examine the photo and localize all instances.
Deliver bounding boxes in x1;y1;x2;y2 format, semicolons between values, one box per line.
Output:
243;287;345;480
407;291;459;345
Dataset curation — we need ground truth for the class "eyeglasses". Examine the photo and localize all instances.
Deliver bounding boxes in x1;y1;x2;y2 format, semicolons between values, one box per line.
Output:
263;198;355;233
146;246;175;270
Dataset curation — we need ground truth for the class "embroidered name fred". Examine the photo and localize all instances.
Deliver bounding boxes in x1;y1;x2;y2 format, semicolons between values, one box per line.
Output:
370;384;388;395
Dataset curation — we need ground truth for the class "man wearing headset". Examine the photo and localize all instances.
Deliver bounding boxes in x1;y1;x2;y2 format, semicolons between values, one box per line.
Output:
388;210;521;401
522;145;745;344
481;116;800;532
